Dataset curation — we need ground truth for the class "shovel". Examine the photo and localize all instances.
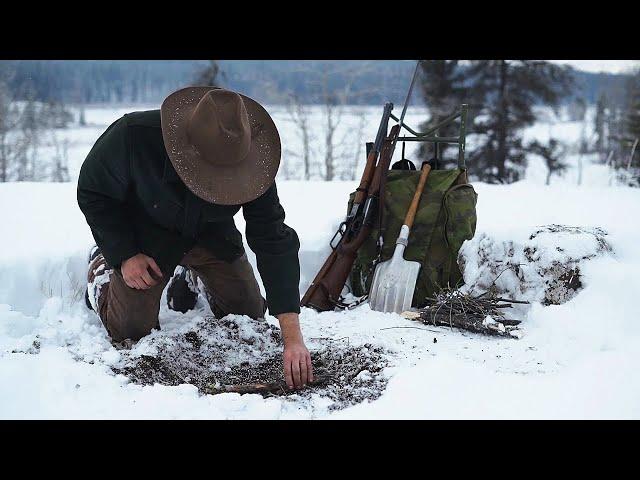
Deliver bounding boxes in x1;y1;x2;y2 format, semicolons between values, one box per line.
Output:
369;162;432;313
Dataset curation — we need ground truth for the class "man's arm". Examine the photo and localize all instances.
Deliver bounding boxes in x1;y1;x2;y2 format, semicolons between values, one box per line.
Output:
243;183;313;388
77;116;163;289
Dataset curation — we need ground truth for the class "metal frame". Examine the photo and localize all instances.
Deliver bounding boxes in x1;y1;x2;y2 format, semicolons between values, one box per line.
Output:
390;103;469;169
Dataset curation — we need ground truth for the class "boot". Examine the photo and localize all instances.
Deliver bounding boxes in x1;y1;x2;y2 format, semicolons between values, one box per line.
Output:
85;245;111;312
166;266;199;313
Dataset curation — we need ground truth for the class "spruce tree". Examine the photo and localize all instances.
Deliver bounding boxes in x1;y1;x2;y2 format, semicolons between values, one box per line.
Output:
626;75;640;142
623;74;640;177
465;60;574;183
594;92;608;157
416;60;473;169
568;97;587;122
528;138;567;185
195;61;223;86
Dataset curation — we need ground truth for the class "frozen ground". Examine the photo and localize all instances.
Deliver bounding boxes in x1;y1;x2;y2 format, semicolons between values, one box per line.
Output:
1;105;639;419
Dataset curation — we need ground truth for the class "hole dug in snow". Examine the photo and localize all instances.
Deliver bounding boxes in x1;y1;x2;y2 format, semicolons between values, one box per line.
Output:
111;315;389;411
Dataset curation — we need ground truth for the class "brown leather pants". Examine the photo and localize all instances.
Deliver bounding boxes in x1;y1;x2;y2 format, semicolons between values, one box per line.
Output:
87;246;266;342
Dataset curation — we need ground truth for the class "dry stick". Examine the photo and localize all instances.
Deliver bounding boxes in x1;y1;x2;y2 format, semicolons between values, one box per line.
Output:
498;319;522;326
421;312;519;337
207;374;334;396
380;326;441;333
494;297;530;305
486;264;525;291
457;295;467;318
309;336;350;344
415;287;525;338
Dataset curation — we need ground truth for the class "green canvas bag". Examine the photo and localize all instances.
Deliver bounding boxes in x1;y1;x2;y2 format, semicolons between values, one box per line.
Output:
348;167;478;308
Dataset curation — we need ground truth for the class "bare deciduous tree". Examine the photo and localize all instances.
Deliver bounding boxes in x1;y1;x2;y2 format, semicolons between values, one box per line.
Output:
50;131;70;182
0;65;73;183
344;109;368;181
283;94;314;180
0;73;25;182
283;62;377;181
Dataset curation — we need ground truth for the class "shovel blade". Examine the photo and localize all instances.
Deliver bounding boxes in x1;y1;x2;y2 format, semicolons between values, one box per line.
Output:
368;258;421;313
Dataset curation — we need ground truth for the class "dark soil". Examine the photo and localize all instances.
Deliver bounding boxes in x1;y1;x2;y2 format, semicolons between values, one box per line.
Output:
111;315;389;411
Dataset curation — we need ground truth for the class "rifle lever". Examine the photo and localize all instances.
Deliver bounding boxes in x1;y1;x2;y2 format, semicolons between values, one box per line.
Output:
329;222;347;250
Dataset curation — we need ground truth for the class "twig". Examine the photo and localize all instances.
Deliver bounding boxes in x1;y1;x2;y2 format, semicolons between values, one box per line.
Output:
380;326;441;333
494;297;531;305
206;374;334;395
309;336;350;346
498;319;522;326
414;286;526;338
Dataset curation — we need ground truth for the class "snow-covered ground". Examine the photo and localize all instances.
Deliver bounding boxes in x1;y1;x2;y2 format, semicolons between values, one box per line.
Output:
1;104;639;419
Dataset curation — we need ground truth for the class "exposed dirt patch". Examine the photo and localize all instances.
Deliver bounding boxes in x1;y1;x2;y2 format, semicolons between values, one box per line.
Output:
111;315;389;411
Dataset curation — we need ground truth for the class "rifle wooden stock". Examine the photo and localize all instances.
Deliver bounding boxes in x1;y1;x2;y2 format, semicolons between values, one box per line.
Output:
300;248;338;310
302;221;372;311
300;126;399;312
353;148;378;205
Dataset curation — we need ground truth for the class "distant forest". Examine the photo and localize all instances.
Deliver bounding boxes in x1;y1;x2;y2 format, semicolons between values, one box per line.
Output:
0;60;632;106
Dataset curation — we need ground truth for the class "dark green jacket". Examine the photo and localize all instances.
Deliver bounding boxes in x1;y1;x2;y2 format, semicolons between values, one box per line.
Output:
77;110;300;316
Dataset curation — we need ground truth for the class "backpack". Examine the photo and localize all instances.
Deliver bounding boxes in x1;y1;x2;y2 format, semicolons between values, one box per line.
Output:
347;166;478;307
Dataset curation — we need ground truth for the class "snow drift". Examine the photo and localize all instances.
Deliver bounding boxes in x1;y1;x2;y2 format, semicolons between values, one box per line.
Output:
2;178;640;419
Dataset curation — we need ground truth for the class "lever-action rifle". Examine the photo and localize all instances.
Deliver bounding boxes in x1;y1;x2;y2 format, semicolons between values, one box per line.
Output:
301;61;421;311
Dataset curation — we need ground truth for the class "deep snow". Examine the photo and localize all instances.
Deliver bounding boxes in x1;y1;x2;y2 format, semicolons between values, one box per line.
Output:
2;178;639;419
1;105;639;419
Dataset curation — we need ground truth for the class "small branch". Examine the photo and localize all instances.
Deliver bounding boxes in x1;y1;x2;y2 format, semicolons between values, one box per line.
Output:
380;326;441;333
206;374;334;396
415;287;526;338
494;297;531;305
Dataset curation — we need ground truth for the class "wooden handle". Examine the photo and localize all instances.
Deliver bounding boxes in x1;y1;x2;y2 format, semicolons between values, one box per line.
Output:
403;163;432;229
353;148;377;204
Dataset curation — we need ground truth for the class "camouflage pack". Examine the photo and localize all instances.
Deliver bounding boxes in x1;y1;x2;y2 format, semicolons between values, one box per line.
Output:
348;167;478;307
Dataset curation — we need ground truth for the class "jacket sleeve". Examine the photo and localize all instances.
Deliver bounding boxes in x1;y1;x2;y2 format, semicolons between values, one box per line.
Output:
243;183;301;316
77;116;139;268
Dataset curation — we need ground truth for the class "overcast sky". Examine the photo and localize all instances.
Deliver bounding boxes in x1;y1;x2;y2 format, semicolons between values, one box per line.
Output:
548;60;639;74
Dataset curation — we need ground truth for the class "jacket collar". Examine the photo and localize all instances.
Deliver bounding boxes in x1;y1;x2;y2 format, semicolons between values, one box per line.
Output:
162;154;213;212
162;155;182;184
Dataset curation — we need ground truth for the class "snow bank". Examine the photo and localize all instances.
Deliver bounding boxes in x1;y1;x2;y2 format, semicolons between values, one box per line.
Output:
1;176;640;418
460;224;612;304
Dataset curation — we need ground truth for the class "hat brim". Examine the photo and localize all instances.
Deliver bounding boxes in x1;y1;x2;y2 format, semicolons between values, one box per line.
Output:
160;87;281;205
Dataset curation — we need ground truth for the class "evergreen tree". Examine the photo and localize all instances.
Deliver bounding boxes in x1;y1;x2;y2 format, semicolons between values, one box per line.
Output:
621;74;640;178
594;92;608;157
195;61;223;86
568;96;587;122
416;60;474;169
466;60;574;183
528;138;567;185
625;74;640;142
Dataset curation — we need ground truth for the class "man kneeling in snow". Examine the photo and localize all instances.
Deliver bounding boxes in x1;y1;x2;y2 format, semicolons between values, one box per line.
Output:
77;87;313;389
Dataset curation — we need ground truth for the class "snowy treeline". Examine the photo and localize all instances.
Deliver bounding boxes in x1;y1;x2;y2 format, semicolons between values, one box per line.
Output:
1;60;638;187
414;60;640;186
0;98;74;183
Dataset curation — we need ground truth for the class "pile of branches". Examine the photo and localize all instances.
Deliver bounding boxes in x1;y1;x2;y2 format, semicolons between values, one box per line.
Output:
405;288;528;338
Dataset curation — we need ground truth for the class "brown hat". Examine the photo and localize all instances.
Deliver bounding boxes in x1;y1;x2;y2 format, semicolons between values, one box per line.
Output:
160;87;281;205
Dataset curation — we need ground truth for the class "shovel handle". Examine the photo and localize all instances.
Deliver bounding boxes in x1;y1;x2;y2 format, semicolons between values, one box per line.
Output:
403;163;432;229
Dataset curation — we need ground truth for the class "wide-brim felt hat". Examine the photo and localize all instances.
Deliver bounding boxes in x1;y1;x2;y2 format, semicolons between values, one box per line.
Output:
160;86;281;205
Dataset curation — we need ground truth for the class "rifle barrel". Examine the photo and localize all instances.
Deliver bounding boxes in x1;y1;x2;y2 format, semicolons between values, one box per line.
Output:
299;65;420;312
352;103;393;208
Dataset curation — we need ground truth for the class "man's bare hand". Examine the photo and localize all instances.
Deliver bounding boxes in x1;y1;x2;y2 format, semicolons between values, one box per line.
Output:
121;253;163;290
277;312;314;389
283;341;313;389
